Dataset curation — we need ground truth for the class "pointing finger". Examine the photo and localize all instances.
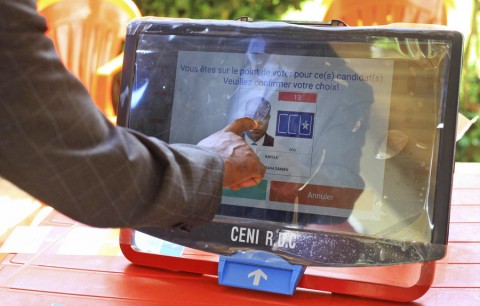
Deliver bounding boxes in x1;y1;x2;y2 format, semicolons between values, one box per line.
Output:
223;117;258;136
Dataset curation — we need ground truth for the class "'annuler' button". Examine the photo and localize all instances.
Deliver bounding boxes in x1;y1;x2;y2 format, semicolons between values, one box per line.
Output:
269;181;363;210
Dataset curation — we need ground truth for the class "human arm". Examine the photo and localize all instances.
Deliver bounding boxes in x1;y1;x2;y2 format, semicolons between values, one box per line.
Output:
0;0;264;229
198;117;265;190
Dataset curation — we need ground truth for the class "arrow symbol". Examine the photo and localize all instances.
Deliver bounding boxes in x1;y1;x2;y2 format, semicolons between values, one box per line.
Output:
248;269;268;286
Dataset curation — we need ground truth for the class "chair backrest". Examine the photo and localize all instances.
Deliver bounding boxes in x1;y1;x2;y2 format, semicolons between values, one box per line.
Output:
323;0;447;26
37;0;141;92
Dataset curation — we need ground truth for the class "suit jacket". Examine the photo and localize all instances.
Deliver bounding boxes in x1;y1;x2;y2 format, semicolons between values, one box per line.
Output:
262;133;274;147
243;133;274;147
0;0;223;229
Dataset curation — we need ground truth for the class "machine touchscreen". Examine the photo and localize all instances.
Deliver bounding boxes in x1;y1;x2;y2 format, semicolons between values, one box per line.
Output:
118;19;462;266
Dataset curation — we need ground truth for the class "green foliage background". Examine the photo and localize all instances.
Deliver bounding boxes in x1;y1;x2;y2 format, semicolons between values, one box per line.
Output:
132;0;301;20
457;0;480;162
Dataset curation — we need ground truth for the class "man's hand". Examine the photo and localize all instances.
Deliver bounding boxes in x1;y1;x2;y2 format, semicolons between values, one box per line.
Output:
198;118;266;190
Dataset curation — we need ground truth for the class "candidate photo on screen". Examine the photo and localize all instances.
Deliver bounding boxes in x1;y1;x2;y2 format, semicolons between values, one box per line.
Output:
243;96;274;147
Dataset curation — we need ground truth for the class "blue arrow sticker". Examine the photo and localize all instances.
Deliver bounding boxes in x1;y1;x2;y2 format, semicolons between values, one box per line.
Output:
218;252;305;295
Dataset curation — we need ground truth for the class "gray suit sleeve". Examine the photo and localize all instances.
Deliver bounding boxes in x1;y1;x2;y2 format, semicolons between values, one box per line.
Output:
0;0;224;228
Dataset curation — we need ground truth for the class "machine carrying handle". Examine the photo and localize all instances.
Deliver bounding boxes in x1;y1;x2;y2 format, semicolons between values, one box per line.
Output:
235;16;348;27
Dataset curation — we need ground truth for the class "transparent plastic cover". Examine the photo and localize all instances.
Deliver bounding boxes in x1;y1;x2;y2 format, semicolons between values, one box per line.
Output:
118;18;462;266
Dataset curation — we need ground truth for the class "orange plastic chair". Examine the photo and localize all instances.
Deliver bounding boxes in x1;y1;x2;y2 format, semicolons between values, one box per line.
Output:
37;0;142;118
323;0;447;26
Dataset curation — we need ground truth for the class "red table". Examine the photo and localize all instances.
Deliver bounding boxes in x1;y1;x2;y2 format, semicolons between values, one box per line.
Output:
1;163;479;305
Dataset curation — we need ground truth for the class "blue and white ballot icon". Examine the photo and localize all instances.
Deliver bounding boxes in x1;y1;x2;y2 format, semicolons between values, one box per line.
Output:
276;110;315;139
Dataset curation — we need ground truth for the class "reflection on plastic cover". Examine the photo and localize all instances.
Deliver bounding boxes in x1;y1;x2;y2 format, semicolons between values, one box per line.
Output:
171;50;390;230
122;20;461;265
